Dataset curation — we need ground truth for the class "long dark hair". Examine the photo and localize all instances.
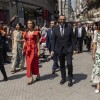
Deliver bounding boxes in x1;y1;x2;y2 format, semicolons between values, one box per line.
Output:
15;23;23;30
26;19;35;31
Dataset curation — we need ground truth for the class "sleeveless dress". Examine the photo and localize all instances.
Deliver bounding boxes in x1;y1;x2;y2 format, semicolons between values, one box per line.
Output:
91;30;100;83
23;31;40;77
12;30;24;69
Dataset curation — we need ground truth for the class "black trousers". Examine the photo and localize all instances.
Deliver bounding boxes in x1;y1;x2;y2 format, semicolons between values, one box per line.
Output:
0;48;7;79
77;37;83;53
86;36;92;51
3;44;7;62
59;53;73;81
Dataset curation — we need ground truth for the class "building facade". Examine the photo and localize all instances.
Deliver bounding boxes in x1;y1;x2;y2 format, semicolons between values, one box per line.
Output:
58;0;72;21
0;0;57;25
75;0;87;21
0;0;10;24
87;0;100;22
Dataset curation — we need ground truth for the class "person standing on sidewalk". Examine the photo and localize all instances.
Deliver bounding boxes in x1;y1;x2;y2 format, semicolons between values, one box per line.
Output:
0;30;8;81
51;15;77;87
23;20;40;85
75;22;86;53
86;27;93;52
11;23;24;74
46;20;59;74
91;22;100;94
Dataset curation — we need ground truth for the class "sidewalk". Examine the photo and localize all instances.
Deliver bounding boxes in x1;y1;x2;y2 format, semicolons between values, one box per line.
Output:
0;52;100;100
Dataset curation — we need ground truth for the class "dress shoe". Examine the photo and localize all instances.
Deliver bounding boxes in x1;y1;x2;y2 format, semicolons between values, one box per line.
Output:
36;75;40;81
27;79;34;85
68;81;73;87
20;68;24;71
11;70;16;74
27;81;33;85
60;79;66;85
3;78;8;81
52;70;55;74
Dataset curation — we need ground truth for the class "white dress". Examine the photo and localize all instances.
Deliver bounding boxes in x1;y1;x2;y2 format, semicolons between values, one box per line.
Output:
91;30;100;83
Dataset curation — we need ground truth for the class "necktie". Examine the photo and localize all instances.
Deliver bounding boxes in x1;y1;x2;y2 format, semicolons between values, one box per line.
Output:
61;25;64;36
51;28;53;35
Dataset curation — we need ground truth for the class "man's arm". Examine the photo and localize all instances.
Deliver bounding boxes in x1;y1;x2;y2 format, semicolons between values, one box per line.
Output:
51;28;56;56
46;30;49;49
71;26;77;53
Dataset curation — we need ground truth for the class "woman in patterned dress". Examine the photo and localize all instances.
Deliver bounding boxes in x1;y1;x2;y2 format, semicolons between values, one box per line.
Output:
23;20;40;85
11;23;24;74
91;22;100;93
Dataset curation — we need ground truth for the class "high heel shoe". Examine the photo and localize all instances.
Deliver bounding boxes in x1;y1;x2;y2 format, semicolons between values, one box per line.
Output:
27;78;34;85
36;75;40;81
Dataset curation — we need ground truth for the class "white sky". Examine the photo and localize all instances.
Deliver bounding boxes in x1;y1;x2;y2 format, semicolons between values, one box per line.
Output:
71;0;75;9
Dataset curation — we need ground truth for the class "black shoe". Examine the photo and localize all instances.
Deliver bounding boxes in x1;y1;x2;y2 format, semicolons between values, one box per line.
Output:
52;70;55;74
55;66;59;70
36;75;40;81
60;79;66;85
68;81;73;87
11;70;16;74
27;81;33;85
20;68;24;71
3;78;8;81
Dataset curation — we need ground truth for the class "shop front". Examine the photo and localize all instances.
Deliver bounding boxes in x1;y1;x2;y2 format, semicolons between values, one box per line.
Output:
9;0;57;26
0;1;9;24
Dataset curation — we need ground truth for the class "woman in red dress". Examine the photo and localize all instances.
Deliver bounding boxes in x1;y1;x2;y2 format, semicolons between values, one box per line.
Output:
23;20;40;85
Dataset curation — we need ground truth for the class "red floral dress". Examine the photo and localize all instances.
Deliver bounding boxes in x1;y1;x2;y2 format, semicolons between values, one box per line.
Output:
23;31;40;77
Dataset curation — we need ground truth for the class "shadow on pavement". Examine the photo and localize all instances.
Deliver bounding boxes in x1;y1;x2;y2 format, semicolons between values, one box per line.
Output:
91;84;96;88
73;73;87;84
8;73;26;80
39;64;43;68
40;73;59;81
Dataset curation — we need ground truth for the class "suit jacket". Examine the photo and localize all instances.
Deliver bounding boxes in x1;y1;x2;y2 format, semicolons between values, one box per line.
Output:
75;26;86;40
51;24;76;55
46;28;53;51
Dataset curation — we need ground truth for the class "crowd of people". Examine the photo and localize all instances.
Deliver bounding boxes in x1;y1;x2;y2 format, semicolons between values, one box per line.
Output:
0;15;100;94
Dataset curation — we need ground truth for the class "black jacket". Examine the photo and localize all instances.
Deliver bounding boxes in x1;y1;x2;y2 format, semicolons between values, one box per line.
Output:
75;26;86;40
0;32;2;48
46;28;52;51
51;24;76;55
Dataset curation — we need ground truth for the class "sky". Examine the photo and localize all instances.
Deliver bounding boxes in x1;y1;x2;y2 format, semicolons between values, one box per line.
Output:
71;0;75;9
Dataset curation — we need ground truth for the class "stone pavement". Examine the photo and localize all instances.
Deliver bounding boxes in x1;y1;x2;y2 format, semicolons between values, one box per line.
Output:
0;51;100;100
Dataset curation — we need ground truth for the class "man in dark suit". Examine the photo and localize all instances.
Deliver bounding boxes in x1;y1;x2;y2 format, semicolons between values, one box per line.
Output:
46;20;59;74
75;22;86;53
51;15;77;87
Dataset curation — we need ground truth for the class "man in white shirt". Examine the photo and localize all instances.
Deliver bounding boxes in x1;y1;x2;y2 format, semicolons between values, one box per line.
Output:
75;22;86;53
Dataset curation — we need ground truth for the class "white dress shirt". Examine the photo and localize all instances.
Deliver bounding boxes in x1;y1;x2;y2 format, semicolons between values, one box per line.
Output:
59;24;65;36
78;27;82;37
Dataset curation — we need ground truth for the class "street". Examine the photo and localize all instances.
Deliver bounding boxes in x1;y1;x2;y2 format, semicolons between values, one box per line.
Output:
0;51;100;100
